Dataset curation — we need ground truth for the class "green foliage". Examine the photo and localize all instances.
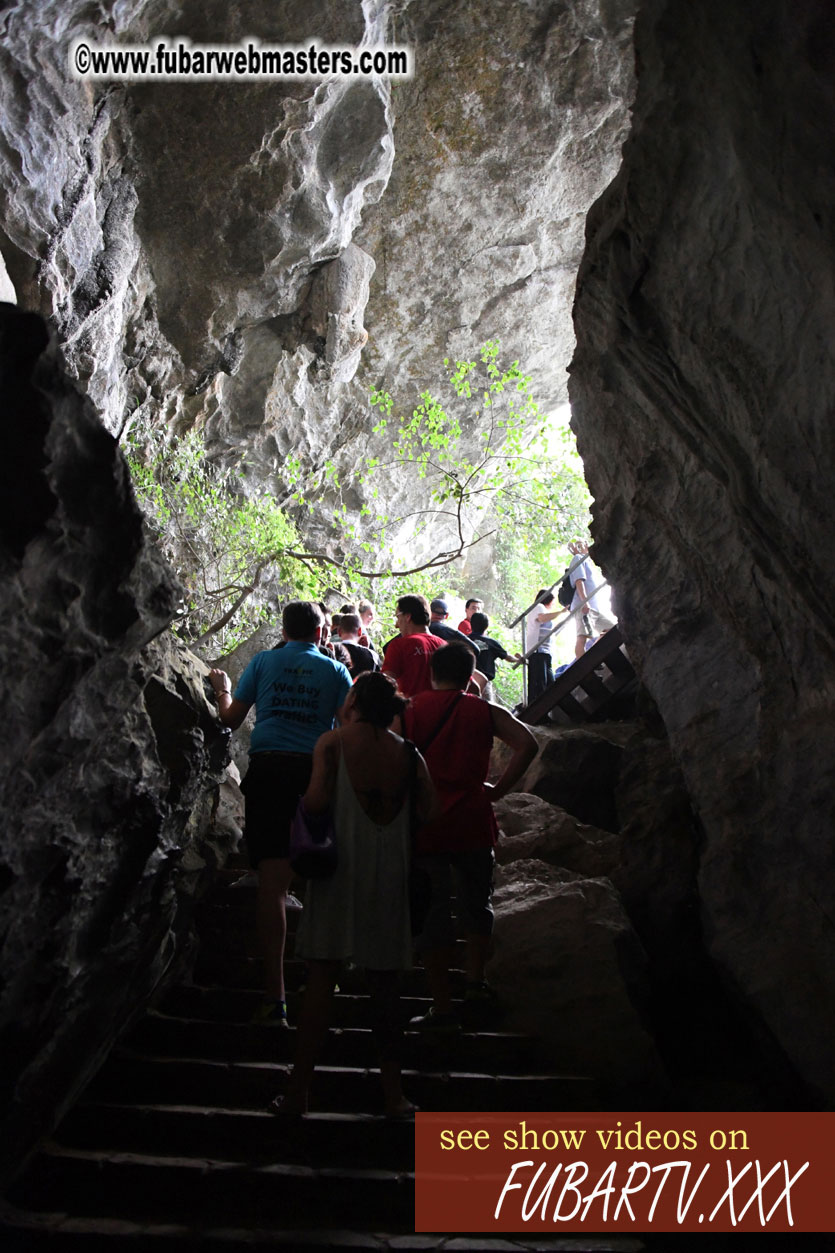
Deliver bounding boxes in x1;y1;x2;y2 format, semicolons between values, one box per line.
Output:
365;340;591;701
125;428;317;653
124;339;591;668
361;340;587;578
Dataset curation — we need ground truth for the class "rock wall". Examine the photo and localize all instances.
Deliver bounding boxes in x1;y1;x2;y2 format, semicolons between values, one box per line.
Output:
0;0;640;1178
0;0;635;563
0;0;395;480
0;305;234;1185
354;0;635;555
570;0;835;1099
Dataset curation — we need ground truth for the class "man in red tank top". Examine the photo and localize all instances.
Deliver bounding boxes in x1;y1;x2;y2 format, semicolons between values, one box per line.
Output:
404;643;537;1035
381;593;444;696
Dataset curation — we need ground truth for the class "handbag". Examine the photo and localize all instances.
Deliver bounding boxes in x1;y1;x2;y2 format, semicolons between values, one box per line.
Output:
289;798;338;879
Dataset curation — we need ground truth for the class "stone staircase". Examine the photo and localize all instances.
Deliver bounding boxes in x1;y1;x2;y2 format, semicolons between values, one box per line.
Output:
2;861;643;1251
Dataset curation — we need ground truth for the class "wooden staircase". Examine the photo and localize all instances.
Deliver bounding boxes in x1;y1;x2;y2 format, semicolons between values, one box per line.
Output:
2;861;642;1251
519;627;637;726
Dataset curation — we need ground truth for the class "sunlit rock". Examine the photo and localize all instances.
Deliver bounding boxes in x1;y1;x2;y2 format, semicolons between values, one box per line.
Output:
494;792;620;879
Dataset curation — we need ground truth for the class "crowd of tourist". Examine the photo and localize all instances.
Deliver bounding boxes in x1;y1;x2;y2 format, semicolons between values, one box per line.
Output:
208;551;614;1118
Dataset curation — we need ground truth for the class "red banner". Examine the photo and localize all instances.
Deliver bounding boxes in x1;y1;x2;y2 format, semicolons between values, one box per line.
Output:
415;1112;834;1233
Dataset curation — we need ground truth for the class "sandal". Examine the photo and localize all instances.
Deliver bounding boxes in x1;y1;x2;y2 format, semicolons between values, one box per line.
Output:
266;1093;307;1122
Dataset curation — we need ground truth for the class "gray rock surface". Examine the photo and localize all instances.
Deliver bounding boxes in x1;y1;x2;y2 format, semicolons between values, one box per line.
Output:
494;792;620;879
0;0;635;567
351;0;636;558
0;0;395;466
489;859;664;1090
2;0;830;1136
570;0;835;1097
0;306;232;1185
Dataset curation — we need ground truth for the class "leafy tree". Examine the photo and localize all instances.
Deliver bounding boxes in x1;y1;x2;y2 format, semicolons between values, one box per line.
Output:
360;340;586;570
125;428;319;652
124;340;590;662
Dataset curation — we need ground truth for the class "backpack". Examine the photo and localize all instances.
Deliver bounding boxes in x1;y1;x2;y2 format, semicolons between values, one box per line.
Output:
557;569;574;608
342;640;378;674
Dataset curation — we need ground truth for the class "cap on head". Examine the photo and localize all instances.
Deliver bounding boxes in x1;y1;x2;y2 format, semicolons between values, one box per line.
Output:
430;598;449;616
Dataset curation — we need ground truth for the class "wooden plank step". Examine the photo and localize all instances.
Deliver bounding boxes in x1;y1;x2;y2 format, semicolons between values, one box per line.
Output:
520;627;632;725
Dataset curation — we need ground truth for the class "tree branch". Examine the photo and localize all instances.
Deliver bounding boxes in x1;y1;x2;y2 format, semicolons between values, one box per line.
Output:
283;528;495;580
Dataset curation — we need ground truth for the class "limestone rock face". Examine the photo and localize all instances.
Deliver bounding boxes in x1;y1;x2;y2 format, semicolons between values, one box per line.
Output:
0;0;395;465
491;722;721;1092
489;859;663;1090
0;306;232;1184
352;0;635;556
570;0;835;1097
494;792;620;879
0;0;635;564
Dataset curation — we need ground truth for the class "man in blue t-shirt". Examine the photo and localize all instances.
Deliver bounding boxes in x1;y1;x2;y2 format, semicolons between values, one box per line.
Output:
210;601;351;1027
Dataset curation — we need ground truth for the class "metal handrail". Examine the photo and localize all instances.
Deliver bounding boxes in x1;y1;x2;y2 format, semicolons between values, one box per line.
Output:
507;553;588;630
512;580;610;668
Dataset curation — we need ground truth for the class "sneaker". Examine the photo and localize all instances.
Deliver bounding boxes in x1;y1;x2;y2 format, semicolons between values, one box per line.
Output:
251;997;289;1028
409;1007;461;1036
230;871;258;889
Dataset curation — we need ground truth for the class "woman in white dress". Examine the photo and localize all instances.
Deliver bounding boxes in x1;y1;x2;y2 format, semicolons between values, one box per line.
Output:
271;671;435;1119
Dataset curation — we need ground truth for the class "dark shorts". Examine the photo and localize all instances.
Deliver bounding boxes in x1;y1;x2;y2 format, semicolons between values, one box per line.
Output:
240;752;313;867
414;848;495;950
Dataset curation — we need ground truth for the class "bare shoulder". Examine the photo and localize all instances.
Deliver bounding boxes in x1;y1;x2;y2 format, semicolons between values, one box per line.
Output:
489;701;536;743
315;729;342;758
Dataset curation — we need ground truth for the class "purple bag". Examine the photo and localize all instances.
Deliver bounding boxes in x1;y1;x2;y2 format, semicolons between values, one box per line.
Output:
289;798;338;879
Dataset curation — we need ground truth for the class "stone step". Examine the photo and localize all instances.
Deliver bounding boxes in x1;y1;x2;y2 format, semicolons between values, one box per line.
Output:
86;1052;593;1115
197;890;305;930
0;1207;645;1252
128;1011;542;1074
192;951;467;999
158;985;478;1031
3;835;608;1250
197;891;467;951
9;1143;414;1230
56;1101;417;1169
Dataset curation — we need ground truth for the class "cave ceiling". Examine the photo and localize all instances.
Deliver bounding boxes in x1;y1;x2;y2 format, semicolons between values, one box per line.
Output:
0;0;635;558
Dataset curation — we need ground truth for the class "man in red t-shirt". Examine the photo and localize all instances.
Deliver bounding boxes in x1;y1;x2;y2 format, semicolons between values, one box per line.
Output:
404;643;537;1035
382;594;444;696
457;596;483;635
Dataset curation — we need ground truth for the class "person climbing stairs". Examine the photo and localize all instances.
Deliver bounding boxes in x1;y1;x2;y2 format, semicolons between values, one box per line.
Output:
1;856;642;1251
